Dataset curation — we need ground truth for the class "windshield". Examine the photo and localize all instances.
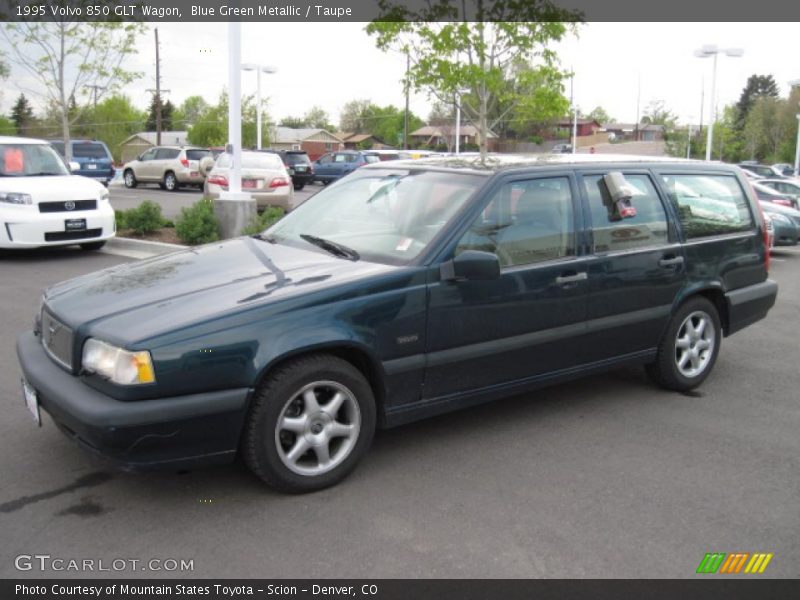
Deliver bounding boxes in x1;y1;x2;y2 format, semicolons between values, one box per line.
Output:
73;143;109;159
1;143;70;177
266;169;483;264
217;152;284;170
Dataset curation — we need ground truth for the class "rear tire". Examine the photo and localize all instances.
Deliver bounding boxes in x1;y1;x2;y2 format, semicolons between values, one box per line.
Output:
123;170;137;189
242;354;376;493
645;297;721;392
294;182;305;191
80;241;106;251
164;171;179;192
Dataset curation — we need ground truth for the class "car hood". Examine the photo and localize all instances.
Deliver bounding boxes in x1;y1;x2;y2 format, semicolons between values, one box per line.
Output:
44;237;396;345
0;175;104;201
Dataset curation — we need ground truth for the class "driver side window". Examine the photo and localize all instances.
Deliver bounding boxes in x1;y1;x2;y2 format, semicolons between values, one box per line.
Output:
140;149;157;161
456;177;576;268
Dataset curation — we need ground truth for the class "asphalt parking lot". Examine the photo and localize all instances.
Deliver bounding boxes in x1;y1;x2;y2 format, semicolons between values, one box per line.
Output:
0;245;798;579
108;182;319;219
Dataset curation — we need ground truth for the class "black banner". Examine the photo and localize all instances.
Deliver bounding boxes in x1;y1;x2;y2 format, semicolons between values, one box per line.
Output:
2;0;800;22
4;579;800;600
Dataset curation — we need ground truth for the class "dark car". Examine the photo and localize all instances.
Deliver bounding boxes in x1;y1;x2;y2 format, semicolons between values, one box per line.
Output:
278;150;314;190
50;139;115;186
739;163;785;179
313;150;379;184
17;155;777;493
759;200;800;246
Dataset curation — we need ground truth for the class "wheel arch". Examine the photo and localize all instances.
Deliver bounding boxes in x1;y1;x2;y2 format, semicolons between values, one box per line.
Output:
673;283;729;335
253;343;388;426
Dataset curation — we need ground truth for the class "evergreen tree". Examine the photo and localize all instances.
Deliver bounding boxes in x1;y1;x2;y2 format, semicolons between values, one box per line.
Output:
146;96;175;132
735;75;779;130
10;93;34;135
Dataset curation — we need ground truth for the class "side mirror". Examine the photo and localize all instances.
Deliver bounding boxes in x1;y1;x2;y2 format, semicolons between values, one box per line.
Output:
69;161;80;172
440;250;500;282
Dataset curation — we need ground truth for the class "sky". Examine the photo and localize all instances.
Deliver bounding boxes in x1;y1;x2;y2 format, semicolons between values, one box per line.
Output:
2;21;799;128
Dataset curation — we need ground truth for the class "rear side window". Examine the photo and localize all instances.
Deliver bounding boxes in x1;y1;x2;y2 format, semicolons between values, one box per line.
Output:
457;177;576;267
584;174;669;253
156;148;180;160
72;142;109;159
186;149;211;161
364;155;380;163
661;174;754;239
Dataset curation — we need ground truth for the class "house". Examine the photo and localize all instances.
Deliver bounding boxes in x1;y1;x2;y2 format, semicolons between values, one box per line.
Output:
119;131;188;163
637;123;664;142
408;124;498;150
600;122;637;142
555;119;602;138
269;127;344;160
339;132;394;150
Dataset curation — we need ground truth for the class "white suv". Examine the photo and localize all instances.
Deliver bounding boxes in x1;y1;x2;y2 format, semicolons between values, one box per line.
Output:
0;136;115;250
122;146;212;191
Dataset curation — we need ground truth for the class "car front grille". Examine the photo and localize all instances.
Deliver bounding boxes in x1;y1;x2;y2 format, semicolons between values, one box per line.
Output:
44;229;102;242
39;200;98;213
41;310;73;370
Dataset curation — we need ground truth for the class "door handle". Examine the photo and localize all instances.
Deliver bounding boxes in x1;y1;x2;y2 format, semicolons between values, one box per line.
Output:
658;256;684;267
555;272;587;285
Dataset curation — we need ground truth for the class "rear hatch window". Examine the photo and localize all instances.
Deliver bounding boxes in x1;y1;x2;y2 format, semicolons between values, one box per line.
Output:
285;153;311;166
73;143;110;160
186;149;212;161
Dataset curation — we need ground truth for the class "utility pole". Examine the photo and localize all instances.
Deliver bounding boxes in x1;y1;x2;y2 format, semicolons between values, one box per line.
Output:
86;84;105;139
403;51;410;150
635;74;641;141
145;28;170;145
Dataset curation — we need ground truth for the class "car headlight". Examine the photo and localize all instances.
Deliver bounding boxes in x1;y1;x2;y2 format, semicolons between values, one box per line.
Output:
82;338;156;385
0;192;32;205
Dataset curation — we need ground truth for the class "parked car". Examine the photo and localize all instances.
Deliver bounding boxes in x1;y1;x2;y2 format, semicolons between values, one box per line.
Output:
122;146;212;191
16;154;777;492
772;163;796;177
757;178;800;208
313;150;379;184
204;151;294;211
362;150;401;162
396;150;443;160
551;143;573;153
739;163;785;179
49;139;115;186
759;200;800;246
751;181;799;209
277;150;314;190
0;136;114;250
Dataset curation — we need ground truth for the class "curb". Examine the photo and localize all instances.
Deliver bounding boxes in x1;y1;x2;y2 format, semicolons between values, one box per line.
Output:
102;235;188;259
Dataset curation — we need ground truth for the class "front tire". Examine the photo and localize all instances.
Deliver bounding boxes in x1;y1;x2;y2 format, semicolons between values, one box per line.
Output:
646;297;721;392
242;354;376;493
124;169;137;188
294;182;305;191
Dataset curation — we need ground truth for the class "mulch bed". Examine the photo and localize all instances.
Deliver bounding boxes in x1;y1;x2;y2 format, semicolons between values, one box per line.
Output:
117;228;183;245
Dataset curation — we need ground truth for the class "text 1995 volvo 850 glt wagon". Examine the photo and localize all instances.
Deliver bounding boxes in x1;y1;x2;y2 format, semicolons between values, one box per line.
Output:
17;154;777;492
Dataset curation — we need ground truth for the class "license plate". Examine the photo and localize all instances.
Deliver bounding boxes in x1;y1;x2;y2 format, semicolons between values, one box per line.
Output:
243;179;258;189
65;218;86;231
87;163;97;170
294;166;306;172
21;379;41;426
190;171;199;177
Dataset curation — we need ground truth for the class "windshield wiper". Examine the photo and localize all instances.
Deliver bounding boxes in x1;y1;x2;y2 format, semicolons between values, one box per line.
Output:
299;234;360;261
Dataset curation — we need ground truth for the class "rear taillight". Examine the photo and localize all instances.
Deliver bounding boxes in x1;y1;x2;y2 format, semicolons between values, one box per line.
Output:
269;177;289;188
208;175;228;187
772;199;791;207
180;158;190;168
750;184;770;272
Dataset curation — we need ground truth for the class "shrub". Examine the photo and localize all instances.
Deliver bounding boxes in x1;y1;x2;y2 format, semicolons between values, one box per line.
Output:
242;206;285;236
175;199;220;245
122;201;163;235
114;209;127;230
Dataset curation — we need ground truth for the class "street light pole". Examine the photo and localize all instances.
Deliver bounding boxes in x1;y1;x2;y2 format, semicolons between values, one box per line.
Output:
695;45;744;162
242;63;277;151
455;92;461;155
790;79;800;176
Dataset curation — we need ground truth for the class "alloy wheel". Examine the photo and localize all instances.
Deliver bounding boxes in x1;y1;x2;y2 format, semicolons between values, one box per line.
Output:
675;310;716;378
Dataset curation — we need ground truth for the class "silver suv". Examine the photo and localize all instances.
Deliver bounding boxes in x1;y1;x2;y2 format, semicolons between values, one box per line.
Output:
122;146;212;191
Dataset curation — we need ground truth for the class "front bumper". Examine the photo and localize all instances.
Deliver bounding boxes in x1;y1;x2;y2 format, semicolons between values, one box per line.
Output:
16;331;252;470
0;204;115;249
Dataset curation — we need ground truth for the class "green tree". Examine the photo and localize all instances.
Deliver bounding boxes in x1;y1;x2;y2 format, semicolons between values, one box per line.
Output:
146;97;175;132
366;0;581;156
173;95;210;129
279;115;309;128
0;115;15;135
2;21;144;160
81;94;146;162
10;93;35;135
187;91;268;148
641;99;676;127
743;96;785;162
735;74;779;130
339;99;378;133
304;105;335;130
587;106;612;125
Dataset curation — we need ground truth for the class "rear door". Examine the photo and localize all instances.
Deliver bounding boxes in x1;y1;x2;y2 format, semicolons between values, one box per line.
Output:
424;173;590;399
577;170;687;363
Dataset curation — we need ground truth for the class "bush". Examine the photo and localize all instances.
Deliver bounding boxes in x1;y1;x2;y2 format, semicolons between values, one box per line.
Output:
114;209;127;230
122;201;163;235
242;206;285;236
175;199;220;245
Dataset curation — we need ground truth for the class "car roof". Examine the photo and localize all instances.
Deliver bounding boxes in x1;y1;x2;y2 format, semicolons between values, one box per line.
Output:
360;153;732;175
0;136;48;145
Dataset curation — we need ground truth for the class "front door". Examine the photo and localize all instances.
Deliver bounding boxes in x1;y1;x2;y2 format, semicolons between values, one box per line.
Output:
424;174;590;400
577;170;687;362
138;148;158;180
